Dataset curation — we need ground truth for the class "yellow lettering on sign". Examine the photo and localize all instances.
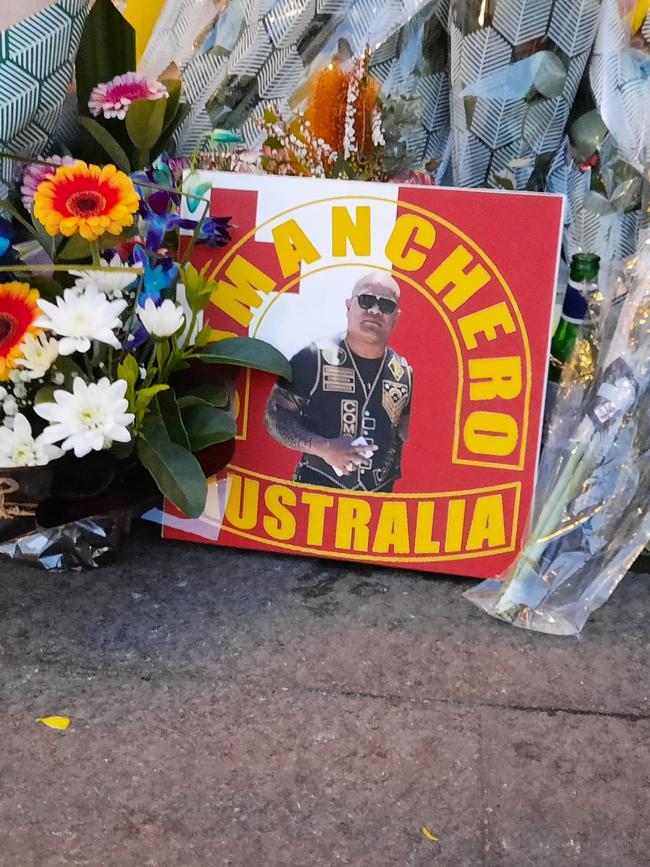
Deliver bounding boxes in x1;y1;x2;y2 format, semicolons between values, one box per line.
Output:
302;491;335;547
385;214;436;271
335;498;371;552
272;219;321;278
464;411;519;457
213;256;276;326
425;245;490;311
373;501;410;554
468;357;522;401
332;206;371;257
225;473;259;530
263;485;297;541
445;499;466;552
466;494;506;550
458;302;517;350
414;502;440;554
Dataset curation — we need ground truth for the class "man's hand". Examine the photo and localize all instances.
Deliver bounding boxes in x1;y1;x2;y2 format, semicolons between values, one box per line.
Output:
317;437;378;475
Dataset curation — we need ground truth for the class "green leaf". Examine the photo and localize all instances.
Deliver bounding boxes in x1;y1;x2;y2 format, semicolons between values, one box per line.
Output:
182;405;236;452
117;353;139;390
117;353;139;410
135;384;169;421
161;79;182;134
35;386;56;405
138;416;207;517
156;389;191;450
57;234;93;261
75;0;136;116
195;337;292;380
126;98;168;151
177;384;228;409
78;116;131;173
27;275;62;301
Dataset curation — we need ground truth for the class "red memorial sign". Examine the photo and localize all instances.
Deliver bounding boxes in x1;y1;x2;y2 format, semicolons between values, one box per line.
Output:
164;173;564;578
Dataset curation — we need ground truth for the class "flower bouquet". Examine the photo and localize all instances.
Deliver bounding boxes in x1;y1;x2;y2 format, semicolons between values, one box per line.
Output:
464;238;650;635
0;1;291;570
174;0;450;183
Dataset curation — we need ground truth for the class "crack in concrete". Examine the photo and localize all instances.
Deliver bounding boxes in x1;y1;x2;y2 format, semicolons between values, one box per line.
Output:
299;685;650;723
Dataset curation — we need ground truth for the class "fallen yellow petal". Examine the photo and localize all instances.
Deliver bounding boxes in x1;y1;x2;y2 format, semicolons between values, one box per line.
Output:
422;827;438;842
37;716;70;731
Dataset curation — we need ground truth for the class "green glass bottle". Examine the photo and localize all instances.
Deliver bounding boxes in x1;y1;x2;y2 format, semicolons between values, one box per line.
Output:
548;252;600;384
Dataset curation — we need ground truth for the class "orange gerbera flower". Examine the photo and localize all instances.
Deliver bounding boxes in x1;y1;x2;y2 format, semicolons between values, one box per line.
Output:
33;161;140;242
0;282;41;381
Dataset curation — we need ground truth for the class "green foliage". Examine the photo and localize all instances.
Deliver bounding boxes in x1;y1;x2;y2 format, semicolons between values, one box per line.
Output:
134;384;170;429
182;405;237;452
156;389;190;449
126;98;168;152
195;337;293;380
78;116;131;173
137;416;207;518
181;262;215;313
75;0;136;116
177;384;228;409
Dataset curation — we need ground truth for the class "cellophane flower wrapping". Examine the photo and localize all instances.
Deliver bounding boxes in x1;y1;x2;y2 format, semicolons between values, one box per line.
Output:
464;238;650;635
448;0;601;189
545;0;650;267
172;0;450;180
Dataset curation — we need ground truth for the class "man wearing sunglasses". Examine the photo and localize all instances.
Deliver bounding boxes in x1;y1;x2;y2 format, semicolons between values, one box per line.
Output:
265;271;413;492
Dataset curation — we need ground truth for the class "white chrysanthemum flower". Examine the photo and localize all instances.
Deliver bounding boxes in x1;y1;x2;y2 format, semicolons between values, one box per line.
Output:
15;333;59;380
138;298;185;338
70;253;137;299
36;287;127;356
35;377;135;459
0;413;63;467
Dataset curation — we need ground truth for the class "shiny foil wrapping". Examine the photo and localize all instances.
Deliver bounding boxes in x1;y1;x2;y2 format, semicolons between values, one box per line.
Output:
0;511;137;572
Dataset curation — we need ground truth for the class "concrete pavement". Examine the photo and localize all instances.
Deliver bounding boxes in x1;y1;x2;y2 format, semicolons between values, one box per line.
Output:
1;522;648;866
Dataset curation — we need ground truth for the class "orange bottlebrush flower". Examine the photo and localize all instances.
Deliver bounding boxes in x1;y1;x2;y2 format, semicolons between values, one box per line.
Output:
306;61;380;158
0;282;41;381
306;63;349;154
33;162;140;242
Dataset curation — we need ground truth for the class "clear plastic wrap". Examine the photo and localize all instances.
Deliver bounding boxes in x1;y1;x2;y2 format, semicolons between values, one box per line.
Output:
448;0;601;189
465;238;650;635
173;0;450;180
545;0;649;264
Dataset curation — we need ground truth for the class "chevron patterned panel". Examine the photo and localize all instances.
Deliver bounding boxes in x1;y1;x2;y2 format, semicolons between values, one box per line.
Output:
0;0;89;199
548;0;600;57
470;97;525;150
492;0;552;46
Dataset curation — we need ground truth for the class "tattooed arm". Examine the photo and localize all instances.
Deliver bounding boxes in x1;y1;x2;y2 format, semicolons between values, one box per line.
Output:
265;384;326;453
265;385;376;474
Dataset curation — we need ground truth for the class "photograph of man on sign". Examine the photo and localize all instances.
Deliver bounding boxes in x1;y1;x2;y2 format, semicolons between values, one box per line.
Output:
265;271;413;492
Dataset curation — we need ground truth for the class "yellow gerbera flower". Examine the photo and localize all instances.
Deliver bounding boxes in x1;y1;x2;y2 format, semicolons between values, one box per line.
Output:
33;161;140;242
0;282;41;381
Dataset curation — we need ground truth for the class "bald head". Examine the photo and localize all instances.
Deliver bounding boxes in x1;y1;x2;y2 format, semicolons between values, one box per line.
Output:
351;271;401;302
345;271;401;355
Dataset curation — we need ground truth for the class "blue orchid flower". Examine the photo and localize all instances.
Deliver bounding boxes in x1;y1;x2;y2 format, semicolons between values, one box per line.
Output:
132;245;179;306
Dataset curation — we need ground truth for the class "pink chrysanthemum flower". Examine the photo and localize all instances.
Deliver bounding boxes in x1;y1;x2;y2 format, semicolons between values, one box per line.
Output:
21;155;77;212
88;72;168;121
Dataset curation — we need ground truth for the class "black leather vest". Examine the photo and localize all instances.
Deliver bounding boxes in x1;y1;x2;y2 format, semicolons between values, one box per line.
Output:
294;336;413;491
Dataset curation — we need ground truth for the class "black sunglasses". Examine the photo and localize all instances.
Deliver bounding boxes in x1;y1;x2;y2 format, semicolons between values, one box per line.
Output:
356;293;398;315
